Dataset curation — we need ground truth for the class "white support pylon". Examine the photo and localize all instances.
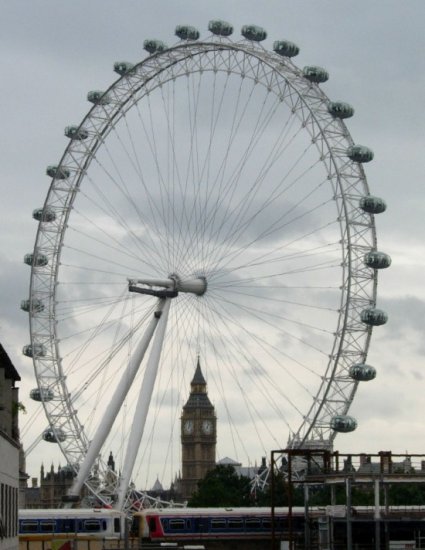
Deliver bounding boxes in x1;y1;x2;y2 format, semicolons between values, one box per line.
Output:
65;300;166;504
115;297;172;510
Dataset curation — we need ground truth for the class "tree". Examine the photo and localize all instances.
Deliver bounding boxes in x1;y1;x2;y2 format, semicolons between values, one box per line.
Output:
188;465;252;507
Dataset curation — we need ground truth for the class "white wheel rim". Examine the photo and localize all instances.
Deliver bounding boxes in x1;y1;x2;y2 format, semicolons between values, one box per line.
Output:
27;36;377;507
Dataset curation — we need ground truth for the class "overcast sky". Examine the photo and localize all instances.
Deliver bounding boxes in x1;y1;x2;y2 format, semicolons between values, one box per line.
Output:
1;0;425;486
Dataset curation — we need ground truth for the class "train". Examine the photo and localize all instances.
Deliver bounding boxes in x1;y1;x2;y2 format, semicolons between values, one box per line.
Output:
131;505;425;549
132;506;308;546
20;505;425;550
19;508;124;550
19;507;306;549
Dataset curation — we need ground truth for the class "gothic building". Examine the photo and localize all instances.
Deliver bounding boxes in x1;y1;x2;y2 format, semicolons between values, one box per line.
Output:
179;359;216;500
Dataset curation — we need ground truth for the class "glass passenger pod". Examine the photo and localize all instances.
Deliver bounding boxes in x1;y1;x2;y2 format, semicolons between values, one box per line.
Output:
24;253;48;267
32;207;56;222
361;308;388;326
208;20;234;36
22;344;46;358
143;39;168;54
65;126;89;140
347;145;374;163
359;195;387;214
175;25;200;40
30;387;55;402
87;90;111;105
330;415;357;433
46;165;70;179
241;25;267;42
20;298;45;313
273;40;300;58
349;363;376;382
302;66;329;83
42;427;67;443
328;101;354;119
114;61;135;76
364;251;392;269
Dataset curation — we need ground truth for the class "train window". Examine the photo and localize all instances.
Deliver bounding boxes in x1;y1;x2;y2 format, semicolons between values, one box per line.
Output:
245;518;261;529
149;518;157;533
211;518;226;529
262;519;271;529
20;521;39;533
228;518;243;529
169;519;185;530
40;521;55;532
83;520;101;532
114;518;121;533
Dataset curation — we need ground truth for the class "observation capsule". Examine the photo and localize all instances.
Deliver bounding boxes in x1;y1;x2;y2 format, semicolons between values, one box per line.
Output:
349;363;376;382
42;428;66;443
24;253;48;267
46;165;70;179
328;101;354;119
114;61;134;76
331;415;357;433
30;387;54;402
347;145;374;163
273;40;300;58
303;66;329;83
22;344;46;358
65;126;89;140
175;25;200;40
364;251;392;269
241;24;267;42
359;195;387;214
143;39;167;54
20;299;45;313
87;90;111;105
33;208;56;223
208;20;233;36
361;308;388;326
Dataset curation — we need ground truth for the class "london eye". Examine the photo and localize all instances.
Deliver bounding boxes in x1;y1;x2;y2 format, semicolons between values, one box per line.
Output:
22;21;390;510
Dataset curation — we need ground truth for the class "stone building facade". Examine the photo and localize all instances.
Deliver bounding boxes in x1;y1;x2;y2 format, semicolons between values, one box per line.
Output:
179;360;216;500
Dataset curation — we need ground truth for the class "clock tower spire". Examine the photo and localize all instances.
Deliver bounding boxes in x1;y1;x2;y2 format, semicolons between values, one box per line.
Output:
180;357;216;500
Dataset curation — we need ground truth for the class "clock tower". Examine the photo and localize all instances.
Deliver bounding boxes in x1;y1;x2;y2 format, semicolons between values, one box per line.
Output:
180;359;216;500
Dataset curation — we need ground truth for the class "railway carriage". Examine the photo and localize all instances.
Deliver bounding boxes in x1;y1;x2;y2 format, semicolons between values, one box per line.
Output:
133;507;308;543
19;508;123;549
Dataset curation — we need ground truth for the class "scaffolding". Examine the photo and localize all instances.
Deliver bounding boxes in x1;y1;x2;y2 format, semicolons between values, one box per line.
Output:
270;449;425;550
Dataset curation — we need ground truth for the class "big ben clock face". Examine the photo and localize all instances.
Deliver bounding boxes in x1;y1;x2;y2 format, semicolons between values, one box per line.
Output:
183;419;194;434
202;420;213;434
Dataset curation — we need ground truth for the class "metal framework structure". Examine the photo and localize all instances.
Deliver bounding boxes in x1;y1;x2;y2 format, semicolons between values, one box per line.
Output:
23;22;387;510
270;449;425;549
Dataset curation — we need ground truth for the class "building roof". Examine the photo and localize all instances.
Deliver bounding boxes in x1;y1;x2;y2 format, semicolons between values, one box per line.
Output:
0;343;20;381
191;357;206;386
183;359;214;410
217;457;258;479
151;477;164;492
217;457;241;466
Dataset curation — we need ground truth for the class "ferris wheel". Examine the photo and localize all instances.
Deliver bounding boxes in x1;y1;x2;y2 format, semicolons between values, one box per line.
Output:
22;21;390;510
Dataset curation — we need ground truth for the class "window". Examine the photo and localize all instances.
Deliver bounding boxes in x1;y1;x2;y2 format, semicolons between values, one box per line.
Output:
114;518;121;533
245;518;261;530
20;521;39;533
83;520;101;532
211;518;226;530
40;521;55;532
168;519;186;531
228;518;243;529
262;518;271;529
